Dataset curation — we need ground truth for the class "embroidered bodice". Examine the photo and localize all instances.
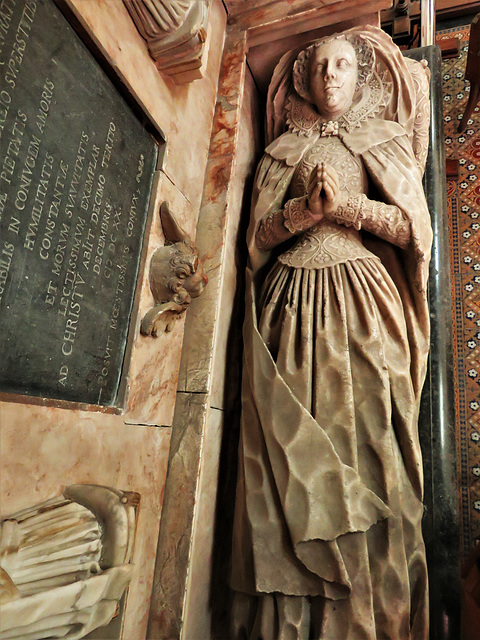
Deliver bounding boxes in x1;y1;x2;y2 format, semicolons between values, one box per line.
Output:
278;136;376;269
290;136;364;198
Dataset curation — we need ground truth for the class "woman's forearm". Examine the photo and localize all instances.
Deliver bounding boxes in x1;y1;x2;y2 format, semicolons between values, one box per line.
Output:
331;194;411;249
255;196;319;250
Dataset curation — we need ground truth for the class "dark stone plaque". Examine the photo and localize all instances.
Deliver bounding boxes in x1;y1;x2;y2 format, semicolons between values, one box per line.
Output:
0;0;159;406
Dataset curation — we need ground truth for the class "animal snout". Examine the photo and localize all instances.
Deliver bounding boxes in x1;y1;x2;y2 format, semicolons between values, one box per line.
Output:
186;269;208;298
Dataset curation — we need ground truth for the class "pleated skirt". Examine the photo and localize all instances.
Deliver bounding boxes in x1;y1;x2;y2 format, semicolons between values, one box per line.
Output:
233;257;428;640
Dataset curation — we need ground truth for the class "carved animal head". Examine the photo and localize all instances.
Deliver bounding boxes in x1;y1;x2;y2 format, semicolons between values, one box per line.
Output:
149;202;208;309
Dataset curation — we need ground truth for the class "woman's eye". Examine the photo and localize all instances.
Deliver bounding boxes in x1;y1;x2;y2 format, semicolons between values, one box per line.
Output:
337;59;348;68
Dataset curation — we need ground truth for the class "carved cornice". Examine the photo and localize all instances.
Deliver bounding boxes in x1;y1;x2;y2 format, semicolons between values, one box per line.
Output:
123;0;210;84
226;0;392;48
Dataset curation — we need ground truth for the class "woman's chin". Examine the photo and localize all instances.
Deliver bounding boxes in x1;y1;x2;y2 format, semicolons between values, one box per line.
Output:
316;101;352;121
319;108;344;120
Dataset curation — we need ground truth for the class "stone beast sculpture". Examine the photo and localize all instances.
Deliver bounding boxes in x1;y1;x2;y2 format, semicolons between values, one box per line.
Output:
140;201;208;337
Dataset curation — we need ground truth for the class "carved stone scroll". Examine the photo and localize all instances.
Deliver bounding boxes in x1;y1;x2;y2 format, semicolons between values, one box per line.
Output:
123;0;210;84
0;485;139;640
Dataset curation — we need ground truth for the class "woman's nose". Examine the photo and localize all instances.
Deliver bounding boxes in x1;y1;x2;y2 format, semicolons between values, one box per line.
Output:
324;63;335;80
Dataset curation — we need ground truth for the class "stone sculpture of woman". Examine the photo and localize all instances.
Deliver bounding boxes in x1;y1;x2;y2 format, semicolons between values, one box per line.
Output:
231;26;432;639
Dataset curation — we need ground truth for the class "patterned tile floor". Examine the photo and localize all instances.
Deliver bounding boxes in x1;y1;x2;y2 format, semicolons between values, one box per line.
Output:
437;25;480;558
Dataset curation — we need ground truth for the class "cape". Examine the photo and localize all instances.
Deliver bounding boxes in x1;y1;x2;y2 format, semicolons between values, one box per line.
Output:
232;120;432;598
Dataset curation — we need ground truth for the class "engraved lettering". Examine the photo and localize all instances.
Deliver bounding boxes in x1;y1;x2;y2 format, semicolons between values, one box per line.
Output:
8;215;20;235
93;199;111;276
0;0;15;59
126;189;139;237
101;121;115;169
51;222;69;277
0;110;26;185
60;270;85;356
97;334;114;386
80;144;99;212
39;158;66;259
21;143;50;251
58;364;68;386
45;280;56;306
36;78;54;134
0;240;14;303
0;89;12;140
0;191;6;222
17;132;40;219
81;227;94;271
112;207;121;232
90;173;105;225
65;131;88;219
4;0;37;90
0;0;157;407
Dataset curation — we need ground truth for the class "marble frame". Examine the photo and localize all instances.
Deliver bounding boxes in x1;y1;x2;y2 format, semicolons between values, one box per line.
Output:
147;18;460;640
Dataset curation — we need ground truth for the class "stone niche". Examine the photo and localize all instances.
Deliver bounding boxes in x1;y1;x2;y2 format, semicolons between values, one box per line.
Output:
146;2;459;640
0;1;459;640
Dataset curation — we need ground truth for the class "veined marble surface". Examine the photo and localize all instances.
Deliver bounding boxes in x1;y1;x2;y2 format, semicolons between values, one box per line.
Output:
148;30;263;637
0;402;171;639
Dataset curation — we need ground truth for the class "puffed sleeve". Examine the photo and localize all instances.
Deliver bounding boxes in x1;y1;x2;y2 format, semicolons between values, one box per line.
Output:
246;153;296;273
356;133;433;290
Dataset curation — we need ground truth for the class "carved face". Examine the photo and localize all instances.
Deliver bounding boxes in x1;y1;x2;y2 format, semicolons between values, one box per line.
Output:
309;39;358;120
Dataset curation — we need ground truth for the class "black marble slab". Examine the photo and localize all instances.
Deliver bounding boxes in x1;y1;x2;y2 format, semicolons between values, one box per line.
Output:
0;0;158;407
405;45;461;640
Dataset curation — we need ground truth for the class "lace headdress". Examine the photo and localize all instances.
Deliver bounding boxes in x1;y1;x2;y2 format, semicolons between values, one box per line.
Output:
265;25;430;169
284;33;391;137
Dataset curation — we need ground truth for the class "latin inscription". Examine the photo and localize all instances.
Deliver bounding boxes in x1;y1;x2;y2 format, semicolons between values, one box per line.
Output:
0;0;158;405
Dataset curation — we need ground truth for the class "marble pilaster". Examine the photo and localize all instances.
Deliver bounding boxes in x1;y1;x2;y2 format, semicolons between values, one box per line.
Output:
148;29;262;638
147;391;210;638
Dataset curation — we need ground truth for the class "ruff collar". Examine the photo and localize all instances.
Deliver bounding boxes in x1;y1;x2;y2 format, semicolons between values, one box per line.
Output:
285;67;392;137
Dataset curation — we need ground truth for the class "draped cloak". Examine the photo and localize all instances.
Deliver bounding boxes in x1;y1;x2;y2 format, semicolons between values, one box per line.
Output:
231;120;433;608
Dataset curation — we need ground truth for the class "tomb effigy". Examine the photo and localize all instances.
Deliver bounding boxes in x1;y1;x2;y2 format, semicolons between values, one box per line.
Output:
231;26;433;638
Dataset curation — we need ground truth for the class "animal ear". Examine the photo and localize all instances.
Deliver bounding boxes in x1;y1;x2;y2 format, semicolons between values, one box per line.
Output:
160;201;192;245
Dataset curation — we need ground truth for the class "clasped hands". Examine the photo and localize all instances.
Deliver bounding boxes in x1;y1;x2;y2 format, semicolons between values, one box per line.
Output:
307;162;342;222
